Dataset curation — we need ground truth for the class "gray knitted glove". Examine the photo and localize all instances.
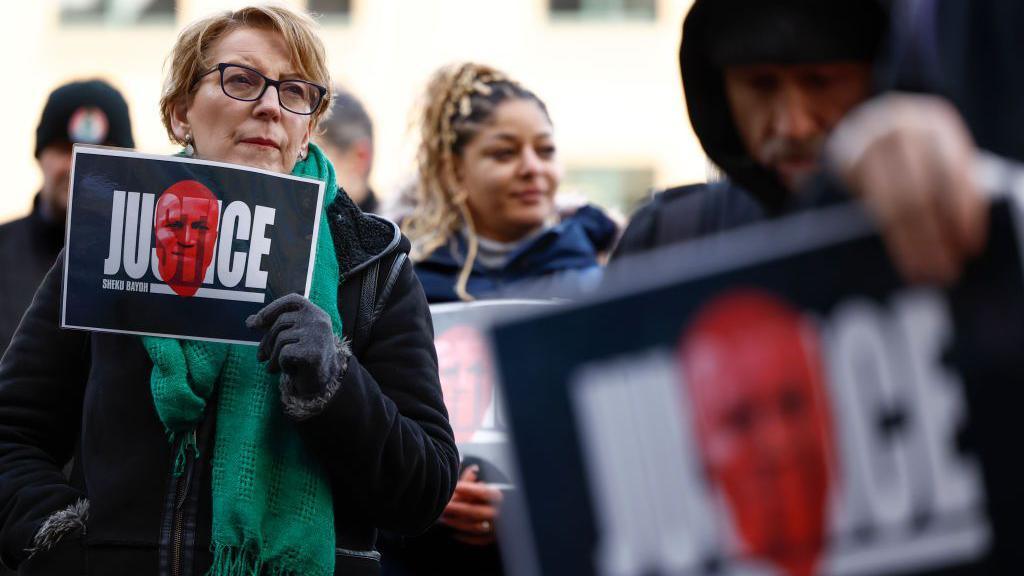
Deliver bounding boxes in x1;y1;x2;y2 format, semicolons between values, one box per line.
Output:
246;294;347;405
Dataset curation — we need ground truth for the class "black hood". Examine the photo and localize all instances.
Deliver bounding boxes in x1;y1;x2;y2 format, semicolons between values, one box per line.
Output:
679;0;888;213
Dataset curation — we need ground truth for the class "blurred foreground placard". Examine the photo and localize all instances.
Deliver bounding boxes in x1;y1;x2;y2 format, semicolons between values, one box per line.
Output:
491;194;1024;575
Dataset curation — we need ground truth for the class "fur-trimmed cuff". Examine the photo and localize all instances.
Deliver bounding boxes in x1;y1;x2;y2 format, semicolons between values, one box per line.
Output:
27;499;89;557
280;336;351;420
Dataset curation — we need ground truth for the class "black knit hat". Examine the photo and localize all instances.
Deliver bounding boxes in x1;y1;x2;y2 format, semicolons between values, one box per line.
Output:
35;79;134;158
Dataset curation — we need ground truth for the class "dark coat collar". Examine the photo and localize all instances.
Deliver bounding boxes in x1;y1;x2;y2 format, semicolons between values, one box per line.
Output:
418;206;608;277
325;189;403;280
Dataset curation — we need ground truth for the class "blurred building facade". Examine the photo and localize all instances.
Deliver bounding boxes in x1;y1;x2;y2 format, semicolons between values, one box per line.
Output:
0;0;704;224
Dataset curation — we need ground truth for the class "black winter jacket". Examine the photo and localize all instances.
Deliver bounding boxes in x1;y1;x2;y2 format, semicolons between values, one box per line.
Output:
0;195;63;359
0;192;459;576
612;177;847;260
612;181;765;258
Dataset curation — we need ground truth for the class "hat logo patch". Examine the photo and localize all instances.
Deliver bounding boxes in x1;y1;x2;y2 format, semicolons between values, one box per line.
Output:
69;107;110;144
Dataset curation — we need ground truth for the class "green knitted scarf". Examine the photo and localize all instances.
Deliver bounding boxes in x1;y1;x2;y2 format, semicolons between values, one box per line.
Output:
143;143;340;576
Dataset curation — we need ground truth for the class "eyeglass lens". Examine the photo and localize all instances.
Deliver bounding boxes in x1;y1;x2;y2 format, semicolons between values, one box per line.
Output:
221;65;320;114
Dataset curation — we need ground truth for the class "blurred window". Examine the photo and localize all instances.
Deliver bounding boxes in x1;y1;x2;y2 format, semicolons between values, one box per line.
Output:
60;0;175;24
307;0;351;18
562;167;655;215
549;0;657;21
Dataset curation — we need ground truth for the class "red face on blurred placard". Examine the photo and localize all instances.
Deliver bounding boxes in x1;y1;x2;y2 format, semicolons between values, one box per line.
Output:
436;324;494;444
680;291;834;576
153;180;219;297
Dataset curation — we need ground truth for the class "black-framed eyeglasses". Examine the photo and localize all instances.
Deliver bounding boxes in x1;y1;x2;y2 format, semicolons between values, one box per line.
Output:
192;63;327;116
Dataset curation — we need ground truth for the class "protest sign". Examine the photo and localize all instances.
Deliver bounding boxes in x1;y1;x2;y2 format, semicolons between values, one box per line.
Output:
61;145;325;344
430;299;554;483
491;190;1024;575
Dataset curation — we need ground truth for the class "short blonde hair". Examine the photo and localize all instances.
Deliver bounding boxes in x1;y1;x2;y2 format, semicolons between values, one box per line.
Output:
159;5;332;145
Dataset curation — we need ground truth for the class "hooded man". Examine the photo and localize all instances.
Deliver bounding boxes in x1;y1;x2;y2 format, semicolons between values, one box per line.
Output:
614;0;985;286
0;79;134;357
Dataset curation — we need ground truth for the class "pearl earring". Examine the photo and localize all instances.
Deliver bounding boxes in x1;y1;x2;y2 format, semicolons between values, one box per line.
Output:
184;133;195;157
298;148;307;162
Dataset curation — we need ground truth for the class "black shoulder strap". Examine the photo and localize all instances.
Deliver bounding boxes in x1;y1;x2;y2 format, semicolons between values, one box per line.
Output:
373;253;408;323
351;252;409;351
354;260;380;348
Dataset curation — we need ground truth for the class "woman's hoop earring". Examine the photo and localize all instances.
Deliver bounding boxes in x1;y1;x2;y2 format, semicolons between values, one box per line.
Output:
184;133;195;157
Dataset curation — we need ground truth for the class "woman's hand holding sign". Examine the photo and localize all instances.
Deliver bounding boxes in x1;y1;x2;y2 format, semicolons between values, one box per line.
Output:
440;465;503;546
247;293;347;404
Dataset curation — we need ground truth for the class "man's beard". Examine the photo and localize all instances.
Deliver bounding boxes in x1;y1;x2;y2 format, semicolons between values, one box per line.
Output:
759;134;827;192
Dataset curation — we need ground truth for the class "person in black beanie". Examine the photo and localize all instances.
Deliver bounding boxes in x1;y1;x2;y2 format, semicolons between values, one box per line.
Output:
0;79;134;358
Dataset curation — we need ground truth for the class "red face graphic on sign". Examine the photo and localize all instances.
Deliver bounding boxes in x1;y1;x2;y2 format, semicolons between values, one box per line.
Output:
435;325;494;444
680;291;834;576
153;180;219;297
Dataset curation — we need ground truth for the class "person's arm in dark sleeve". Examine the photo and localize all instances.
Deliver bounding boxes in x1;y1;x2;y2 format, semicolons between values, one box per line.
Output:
289;257;459;535
0;251;89;569
611;184;712;262
610;199;661;262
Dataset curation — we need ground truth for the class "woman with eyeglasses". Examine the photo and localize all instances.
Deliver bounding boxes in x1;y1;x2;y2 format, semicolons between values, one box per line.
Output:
0;6;457;576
